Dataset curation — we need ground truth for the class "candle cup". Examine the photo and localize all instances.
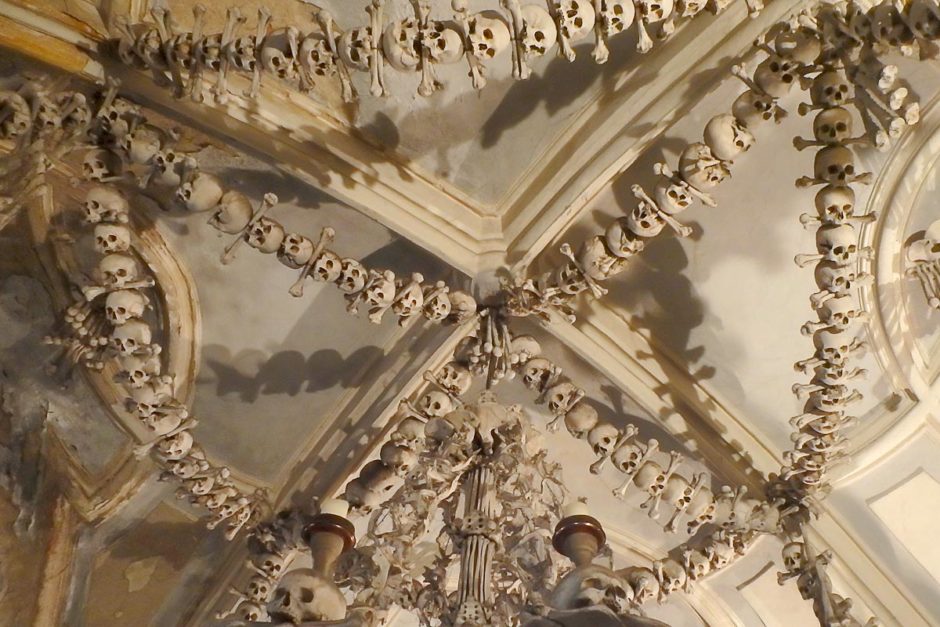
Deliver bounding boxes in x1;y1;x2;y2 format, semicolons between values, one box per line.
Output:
552;515;606;568
303;513;356;578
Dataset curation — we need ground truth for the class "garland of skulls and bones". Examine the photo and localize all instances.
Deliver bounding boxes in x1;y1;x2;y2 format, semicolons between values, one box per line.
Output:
104;0;764;105
3;0;938;623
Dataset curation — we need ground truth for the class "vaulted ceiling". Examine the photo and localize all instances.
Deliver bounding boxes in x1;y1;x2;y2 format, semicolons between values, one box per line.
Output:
3;0;940;626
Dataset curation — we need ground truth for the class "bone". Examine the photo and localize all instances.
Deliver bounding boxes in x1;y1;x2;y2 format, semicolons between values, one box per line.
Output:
612;437;659;494
246;7;273;99
367;0;387;97
632;184;692;236
316;8;357;103
501;0;531;80
641;450;683;518
215;8;246;103
453;0;487;88
221;193;278;264
288;227;336;297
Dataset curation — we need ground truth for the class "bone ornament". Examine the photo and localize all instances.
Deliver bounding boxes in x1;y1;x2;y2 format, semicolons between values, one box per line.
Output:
703;113;755;162
800;294;870;335
635;0;675;53
93;223;132;254
288;227;336;297
209;190;254;234
640;450;684;518
906;219;940;310
176;170;224;212
453;5;511;89
629;184;693;238
610;436;658;494
799;184;875;229
221;192;279;264
794;223;873;269
551;0;597;61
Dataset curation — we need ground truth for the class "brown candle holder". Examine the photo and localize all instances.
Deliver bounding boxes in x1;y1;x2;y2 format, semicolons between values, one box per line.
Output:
303;513;357;577
552;514;607;568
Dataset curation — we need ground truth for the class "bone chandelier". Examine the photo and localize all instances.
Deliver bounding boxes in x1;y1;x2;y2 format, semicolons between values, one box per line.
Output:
2;0;940;624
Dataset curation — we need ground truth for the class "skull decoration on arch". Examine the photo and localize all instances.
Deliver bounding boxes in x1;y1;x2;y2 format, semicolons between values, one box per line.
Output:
622;566;660;605
338;26;374;72
267;569;347;624
679;143;730;191
605;219;646;257
177;172;224;213
156;430;195;461
753;54;800;99
83;185;129;224
98;253;141;289
110;319;153;355
553;0;596;60
336;258;368;294
0;91;31;139
210;191;254;235
94;223;132;254
82;148;122;182
105;289;148;325
467;11;512;60
732;89;781;128
379;441;418;477
703;114;754;162
277;234;314;269
246;217;286;254
382;18;421;71
260;27;301;81
809;71;852;109
418;390;454;419
551;564;633;613
564;402;598;438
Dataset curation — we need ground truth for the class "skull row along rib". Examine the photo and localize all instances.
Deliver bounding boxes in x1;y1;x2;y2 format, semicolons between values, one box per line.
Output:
108;0;764;105
217;508;313;623
59;83;478;327
68;179;264;540
13;79;269;540
777;540;880;627
506;0;926;322
905;219;940;312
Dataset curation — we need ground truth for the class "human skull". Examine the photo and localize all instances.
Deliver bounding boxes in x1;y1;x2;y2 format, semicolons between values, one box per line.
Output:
654;180;694;215
626;198;665;238
906;0;940;40
382;18;421;71
605;218;646;256
246;217;286;254
338;26;373;72
815;185;855;223
753;54;800;98
813;108;853;145
118;353;161;388
686;549;711;580
556;0;597;43
781;542;805;573
813;146;858;185
392;275;425;319
871;3;915;50
267;569;346;623
656;558;687;594
254;552;289;579
425;22;465;64
705;540;735;569
82;148;122;181
226;32;259;72
98;253;140;288
522;357;556;391
379;441;418;476
597;0;636;36
632;459;664;492
337;258;368;293
422;286;453;322
814;328;855;364
555;262;588;295
578;236;626;280
637;0;674;23
210;191;253;234
817;223;859;265
774;27;821;65
611;441;643;474
520;5;558;59
313;251;342;282
177;172;224;213
810;71;852;108
681;143;730;190
587;422;620;457
447;291;478;324
260;28;299;80
151;150;187;188
300;34;338;77
245;575;275;603
94;223;132;254
156;430;194;460
437;362;473;395
546;382;582;415
105;289;148;325
815;261;864;295
467;12;512;60
553;565;632;613
817;295;865;331
0;91;31;139
233;601;264;622
564;402;599;438
624;567;660;605
120;124;162;165
364;271;397;314
277;234;314;269
418;390;453;418
110;319;152;355
703;114;754;162
126;378;173;419
166;456;206;479
732;89;776;128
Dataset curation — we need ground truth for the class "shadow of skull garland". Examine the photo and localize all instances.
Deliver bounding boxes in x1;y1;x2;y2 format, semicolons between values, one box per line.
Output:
2;0;937;624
